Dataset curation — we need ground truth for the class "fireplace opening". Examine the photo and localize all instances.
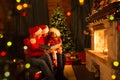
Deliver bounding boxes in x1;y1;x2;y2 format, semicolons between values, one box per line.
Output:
92;63;100;80
94;29;108;54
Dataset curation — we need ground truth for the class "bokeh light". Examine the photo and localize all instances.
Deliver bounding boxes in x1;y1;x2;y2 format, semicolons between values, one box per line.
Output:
7;41;12;47
13;59;16;63
109;15;114;20
4;71;10;77
23;3;28;8
113;61;119;67
23;45;28;50
66;11;71;16
16;4;23;11
2;77;8;80
79;0;84;5
0;34;3;38
0;51;7;57
111;74;116;79
25;63;31;69
21;11;27;17
16;0;21;3
117;25;120;31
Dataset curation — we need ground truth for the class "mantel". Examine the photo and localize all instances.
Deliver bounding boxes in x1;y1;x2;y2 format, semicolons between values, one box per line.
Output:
88;2;120;23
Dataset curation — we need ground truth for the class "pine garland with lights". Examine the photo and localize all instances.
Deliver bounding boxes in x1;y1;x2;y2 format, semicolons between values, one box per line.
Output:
49;6;75;54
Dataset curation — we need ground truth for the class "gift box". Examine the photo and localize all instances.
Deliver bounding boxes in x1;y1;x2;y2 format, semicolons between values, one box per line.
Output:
77;52;86;64
65;53;76;65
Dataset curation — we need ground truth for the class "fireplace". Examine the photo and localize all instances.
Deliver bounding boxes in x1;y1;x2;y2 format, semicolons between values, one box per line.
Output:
85;2;120;80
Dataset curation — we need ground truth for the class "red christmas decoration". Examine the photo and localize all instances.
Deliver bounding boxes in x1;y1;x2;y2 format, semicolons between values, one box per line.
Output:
21;11;27;17
0;51;6;57
117;25;120;31
34;72;41;79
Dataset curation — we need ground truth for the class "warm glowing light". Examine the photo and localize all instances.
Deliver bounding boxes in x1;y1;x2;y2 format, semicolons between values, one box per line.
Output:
23;45;28;50
13;59;16;62
0;34;3;38
111;74;116;79
16;4;23;10
113;61;119;67
23;3;28;8
66;11;71;16
25;63;31;69
1;51;6;57
7;41;12;47
79;0;84;5
109;15;114;20
94;30;108;52
16;0;21;3
4;71;10;77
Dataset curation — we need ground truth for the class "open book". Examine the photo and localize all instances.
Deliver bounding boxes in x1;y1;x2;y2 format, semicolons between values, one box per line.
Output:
39;43;61;50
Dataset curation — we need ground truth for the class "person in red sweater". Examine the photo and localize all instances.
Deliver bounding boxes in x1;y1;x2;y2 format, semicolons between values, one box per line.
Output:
23;26;55;80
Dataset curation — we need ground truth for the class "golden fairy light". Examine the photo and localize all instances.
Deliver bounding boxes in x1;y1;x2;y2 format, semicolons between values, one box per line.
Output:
79;0;84;5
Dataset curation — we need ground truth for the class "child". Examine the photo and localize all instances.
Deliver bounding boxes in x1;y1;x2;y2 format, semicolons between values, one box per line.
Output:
47;27;62;67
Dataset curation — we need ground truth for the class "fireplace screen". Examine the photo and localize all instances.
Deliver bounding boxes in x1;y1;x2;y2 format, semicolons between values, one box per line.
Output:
94;29;108;53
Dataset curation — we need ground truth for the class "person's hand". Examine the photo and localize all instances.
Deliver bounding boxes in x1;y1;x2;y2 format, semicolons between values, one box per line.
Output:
53;59;58;67
30;38;36;44
57;47;62;54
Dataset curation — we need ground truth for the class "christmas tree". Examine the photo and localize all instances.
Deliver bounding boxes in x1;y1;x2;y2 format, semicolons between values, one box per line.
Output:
49;6;75;54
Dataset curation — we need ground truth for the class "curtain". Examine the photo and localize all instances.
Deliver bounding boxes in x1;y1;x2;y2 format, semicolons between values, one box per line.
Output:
71;0;91;52
13;0;48;36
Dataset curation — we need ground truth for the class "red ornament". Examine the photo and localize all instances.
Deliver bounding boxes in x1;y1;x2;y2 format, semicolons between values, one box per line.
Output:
0;51;6;57
117;25;120;31
66;11;71;16
34;73;40;79
21;11;27;17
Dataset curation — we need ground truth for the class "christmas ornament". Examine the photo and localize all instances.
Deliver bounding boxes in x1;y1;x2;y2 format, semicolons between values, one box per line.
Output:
117;25;120;31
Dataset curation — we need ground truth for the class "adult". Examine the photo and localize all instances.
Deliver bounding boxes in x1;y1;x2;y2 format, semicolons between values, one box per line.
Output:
23;26;55;80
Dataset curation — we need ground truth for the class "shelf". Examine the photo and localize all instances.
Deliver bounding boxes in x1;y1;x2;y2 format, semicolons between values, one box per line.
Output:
88;2;120;23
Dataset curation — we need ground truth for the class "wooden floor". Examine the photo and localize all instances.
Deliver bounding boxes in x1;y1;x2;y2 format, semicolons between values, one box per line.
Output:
64;65;76;80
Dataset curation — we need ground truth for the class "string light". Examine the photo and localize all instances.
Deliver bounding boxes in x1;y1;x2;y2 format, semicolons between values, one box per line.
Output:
16;4;23;11
111;74;116;79
79;0;84;5
23;3;28;8
16;0;21;3
0;51;7;57
113;61;119;67
109;15;114;20
23;45;28;50
66;11;71;16
25;63;31;69
7;41;12;47
117;25;120;31
0;34;3;38
13;59;17;63
4;71;10;77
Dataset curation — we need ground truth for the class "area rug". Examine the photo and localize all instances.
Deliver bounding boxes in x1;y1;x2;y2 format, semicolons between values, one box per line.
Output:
72;62;95;80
